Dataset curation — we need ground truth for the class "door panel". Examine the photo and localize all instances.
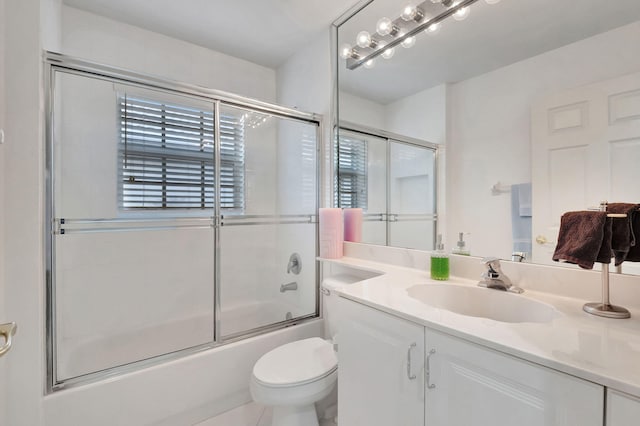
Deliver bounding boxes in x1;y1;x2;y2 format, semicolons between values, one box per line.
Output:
532;71;640;275
425;329;604;426
338;298;425;426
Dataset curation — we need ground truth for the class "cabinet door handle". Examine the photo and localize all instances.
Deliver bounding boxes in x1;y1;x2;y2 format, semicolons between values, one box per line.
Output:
0;322;17;358
406;342;417;380
426;349;436;389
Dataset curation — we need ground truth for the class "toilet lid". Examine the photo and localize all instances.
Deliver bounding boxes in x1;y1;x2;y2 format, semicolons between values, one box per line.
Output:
253;337;337;387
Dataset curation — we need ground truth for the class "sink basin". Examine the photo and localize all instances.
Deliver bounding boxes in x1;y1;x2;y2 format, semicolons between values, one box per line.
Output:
406;284;560;323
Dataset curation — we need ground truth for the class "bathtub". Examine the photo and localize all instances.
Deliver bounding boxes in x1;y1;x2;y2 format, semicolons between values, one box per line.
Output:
45;318;323;426
58;299;314;382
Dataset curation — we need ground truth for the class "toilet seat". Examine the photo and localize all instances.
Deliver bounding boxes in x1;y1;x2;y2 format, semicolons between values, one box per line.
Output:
253;337;337;387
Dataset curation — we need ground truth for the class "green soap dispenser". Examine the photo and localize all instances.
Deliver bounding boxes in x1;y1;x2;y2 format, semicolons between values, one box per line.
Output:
452;232;470;256
430;234;450;281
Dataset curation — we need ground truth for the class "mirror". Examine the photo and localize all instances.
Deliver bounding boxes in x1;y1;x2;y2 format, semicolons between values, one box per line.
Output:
336;0;640;273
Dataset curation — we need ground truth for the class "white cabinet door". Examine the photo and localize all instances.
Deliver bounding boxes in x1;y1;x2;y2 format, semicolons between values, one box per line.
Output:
338;298;425;426
607;389;640;426
425;329;604;426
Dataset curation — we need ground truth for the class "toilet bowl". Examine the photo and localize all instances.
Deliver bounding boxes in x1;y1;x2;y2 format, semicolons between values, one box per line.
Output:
250;273;375;425
250;337;338;426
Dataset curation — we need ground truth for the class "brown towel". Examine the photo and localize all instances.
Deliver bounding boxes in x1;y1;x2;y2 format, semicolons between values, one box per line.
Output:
606;203;638;265
608;202;640;264
552;211;612;269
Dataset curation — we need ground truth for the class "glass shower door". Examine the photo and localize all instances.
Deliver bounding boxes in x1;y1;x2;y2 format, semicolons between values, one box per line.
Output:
388;141;437;250
51;70;215;383
218;105;318;339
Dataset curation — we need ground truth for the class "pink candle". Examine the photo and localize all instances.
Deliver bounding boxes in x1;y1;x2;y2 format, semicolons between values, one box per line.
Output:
344;208;363;243
319;208;343;259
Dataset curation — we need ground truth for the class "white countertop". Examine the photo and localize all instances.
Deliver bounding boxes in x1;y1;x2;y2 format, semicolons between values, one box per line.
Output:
325;256;640;398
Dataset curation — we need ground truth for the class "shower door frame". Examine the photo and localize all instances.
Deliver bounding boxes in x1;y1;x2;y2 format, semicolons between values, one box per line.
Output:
44;52;322;392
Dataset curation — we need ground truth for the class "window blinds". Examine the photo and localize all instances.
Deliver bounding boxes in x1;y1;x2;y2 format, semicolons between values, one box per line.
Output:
335;135;368;210
119;96;244;211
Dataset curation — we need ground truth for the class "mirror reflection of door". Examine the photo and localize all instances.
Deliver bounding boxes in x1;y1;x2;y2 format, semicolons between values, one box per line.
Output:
532;71;640;274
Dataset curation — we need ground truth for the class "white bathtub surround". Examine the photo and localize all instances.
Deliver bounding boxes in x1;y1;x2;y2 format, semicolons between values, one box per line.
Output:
43;320;323;426
322;242;640;398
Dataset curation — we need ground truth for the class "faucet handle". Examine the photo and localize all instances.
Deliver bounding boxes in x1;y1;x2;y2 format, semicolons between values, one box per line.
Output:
481;257;500;265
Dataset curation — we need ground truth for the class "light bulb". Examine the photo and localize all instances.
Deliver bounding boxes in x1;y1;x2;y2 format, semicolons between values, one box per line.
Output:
400;4;417;21
356;31;372;48
453;6;470;21
425;22;440;35
401;36;416;48
484;0;501;3
378;41;395;59
363;58;375;69
430;0;442;3
339;43;353;59
376;17;393;36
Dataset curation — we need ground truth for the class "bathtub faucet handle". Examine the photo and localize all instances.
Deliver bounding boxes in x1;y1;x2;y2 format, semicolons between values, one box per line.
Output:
287;253;302;275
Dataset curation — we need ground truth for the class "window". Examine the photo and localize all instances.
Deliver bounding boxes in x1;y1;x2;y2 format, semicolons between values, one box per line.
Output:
119;95;244;211
335;134;368;209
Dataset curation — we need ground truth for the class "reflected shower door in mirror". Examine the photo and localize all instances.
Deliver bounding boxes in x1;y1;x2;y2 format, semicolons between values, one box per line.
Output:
388;141;437;250
335;0;640;272
336;126;438;250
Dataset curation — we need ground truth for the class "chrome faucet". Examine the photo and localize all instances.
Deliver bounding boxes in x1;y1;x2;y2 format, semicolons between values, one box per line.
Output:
280;281;298;293
478;257;523;294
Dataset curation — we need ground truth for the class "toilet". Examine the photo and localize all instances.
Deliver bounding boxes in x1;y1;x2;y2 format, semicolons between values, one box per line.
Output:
250;274;360;426
250;337;337;426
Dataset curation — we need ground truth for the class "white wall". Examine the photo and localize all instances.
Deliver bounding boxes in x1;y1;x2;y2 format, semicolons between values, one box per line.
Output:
3;0;46;423
61;6;277;103
385;84;447;145
447;20;640;258
0;0;6;423
277;29;332;205
339;91;386;130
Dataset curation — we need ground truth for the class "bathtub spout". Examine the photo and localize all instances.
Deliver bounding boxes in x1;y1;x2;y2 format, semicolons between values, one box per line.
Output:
280;282;298;293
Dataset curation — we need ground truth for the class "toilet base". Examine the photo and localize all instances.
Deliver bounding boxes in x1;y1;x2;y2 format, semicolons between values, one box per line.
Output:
272;404;319;426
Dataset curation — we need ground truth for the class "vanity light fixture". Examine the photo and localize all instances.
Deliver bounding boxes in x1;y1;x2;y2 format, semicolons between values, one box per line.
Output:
343;0;500;70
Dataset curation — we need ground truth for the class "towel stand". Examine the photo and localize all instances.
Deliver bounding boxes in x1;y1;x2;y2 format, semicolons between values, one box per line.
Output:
582;201;631;319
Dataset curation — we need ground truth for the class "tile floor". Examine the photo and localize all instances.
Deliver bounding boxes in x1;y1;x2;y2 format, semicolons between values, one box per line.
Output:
194;402;337;426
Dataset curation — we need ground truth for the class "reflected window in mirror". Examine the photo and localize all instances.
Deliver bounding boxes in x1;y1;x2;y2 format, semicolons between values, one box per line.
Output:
335;134;368;210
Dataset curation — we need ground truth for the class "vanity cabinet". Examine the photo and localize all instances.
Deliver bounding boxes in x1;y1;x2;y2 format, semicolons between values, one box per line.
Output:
606;390;640;425
337;298;605;426
425;329;604;426
337;297;425;426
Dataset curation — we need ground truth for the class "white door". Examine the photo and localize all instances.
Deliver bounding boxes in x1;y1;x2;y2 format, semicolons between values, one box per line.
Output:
338;297;425;426
532;71;640;273
425;329;603;426
607;389;640;426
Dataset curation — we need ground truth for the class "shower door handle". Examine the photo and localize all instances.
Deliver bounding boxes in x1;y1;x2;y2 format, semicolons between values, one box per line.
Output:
0;322;17;358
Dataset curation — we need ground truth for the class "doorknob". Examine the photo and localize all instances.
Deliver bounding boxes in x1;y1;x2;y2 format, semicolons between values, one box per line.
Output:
0;322;17;357
535;235;548;245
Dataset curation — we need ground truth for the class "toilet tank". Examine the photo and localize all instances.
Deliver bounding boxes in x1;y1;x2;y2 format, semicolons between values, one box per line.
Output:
321;268;382;341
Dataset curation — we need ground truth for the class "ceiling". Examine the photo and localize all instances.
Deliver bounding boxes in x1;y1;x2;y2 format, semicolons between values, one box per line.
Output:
61;0;640;104
62;0;363;68
338;0;640;104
